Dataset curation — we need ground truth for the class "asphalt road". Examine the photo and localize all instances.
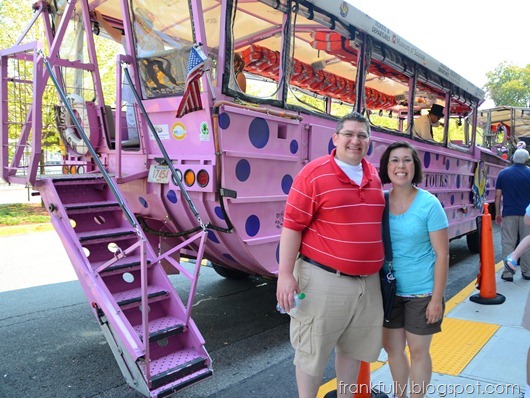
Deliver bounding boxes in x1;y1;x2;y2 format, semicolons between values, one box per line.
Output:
0;223;503;398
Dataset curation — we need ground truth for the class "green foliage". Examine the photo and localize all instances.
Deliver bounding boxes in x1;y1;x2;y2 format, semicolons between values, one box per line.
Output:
484;62;530;107
0;203;49;226
0;0;122;165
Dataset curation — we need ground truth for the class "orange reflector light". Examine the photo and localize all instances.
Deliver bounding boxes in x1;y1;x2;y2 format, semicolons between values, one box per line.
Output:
197;170;209;187
184;169;195;186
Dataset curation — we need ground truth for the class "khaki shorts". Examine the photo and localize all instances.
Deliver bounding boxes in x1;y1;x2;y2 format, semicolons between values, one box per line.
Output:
289;259;383;377
383;295;444;335
523;291;530;332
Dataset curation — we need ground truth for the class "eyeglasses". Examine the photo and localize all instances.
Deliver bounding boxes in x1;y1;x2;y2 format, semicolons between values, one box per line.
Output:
336;132;369;141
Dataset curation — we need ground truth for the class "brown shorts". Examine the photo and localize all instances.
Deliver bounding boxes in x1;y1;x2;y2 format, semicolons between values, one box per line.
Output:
523;291;530;332
383;295;444;335
289;259;383;377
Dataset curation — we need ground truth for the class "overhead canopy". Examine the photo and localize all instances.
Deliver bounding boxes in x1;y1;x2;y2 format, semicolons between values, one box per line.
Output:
478;106;530;138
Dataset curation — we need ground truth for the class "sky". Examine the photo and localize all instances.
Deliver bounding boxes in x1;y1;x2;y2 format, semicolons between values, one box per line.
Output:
349;0;530;90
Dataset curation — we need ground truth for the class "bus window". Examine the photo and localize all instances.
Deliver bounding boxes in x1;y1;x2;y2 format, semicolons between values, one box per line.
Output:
227;2;283;100
130;1;192;99
362;38;411;134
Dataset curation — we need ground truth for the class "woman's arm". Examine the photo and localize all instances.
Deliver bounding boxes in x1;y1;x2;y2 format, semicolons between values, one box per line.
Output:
427;227;449;323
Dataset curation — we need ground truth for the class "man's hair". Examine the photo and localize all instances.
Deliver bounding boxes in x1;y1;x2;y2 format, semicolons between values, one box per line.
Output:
513;148;529;164
335;112;371;135
379;141;423;185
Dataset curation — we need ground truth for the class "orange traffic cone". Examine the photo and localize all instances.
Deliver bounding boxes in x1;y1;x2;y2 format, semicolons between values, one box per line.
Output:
354;361;371;398
354;361;388;398
470;203;506;305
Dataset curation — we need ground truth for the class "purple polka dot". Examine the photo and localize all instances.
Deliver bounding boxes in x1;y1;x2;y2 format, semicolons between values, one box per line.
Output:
245;215;260;237
139;197;148;208
219;112;230;129
281;175;293;194
236;159;251;182
214;206;224;220
290;139;299;154
207;230;220;243
424;152;431;168
275;243;280;264
167;190;178;204
328;138;335;154
223;253;236;263
445;159;450;170
450;194;455;205
249;118;269;149
367;141;373;156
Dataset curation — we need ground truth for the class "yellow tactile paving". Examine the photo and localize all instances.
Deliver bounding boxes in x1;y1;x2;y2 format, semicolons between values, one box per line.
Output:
317;261;505;395
431;317;499;375
317;362;385;397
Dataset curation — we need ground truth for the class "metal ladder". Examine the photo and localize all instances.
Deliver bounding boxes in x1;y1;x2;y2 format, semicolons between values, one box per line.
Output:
36;173;212;397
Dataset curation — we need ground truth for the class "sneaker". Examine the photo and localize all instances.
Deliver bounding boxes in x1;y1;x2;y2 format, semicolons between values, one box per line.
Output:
522;273;530;281
504;256;517;274
501;271;514;282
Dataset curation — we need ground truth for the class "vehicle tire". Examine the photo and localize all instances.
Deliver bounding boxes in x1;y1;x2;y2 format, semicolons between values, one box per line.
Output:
466;230;480;253
211;262;250;280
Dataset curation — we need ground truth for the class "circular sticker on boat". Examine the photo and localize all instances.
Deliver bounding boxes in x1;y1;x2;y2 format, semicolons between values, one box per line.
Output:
172;122;186;140
200;121;210;141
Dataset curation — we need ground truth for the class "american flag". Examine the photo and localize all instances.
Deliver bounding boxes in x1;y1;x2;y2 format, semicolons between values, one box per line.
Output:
176;45;207;118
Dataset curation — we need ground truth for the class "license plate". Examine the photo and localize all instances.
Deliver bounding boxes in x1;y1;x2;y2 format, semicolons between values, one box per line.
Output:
147;165;170;184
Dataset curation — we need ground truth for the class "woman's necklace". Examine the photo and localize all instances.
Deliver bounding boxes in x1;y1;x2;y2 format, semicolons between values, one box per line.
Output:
390;187;417;215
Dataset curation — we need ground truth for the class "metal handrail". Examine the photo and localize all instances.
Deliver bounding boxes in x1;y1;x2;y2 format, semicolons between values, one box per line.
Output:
122;66;206;230
40;51;140;232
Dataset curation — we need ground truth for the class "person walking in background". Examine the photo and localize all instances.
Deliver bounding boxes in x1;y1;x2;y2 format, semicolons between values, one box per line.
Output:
412;104;444;141
378;141;449;398
504;203;530;398
276;112;385;398
495;148;530;281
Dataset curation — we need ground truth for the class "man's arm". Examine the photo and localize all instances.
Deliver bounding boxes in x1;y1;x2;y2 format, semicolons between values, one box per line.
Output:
276;227;302;312
495;188;502;224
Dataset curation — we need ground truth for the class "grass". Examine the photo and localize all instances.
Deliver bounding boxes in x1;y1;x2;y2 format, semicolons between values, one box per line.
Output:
0;203;50;226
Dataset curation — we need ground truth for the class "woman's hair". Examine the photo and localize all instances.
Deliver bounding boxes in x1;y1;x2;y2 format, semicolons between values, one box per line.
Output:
234;53;245;74
379;141;423;185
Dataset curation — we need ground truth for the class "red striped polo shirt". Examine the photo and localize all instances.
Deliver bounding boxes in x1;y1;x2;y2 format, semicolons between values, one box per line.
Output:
283;149;385;275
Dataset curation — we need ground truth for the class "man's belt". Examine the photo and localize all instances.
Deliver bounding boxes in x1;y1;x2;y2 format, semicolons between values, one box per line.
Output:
299;254;368;278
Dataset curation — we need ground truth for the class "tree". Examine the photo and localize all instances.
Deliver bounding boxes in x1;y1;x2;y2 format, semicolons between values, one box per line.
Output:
1;0;122;169
484;62;530;107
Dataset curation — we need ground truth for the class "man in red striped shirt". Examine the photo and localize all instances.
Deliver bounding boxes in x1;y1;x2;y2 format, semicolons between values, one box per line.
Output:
276;112;385;398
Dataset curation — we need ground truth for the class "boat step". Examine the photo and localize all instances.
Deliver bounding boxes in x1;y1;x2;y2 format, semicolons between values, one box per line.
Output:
133;316;185;343
64;200;121;214
144;354;209;390
114;286;169;308
93;255;152;274
77;227;137;243
51;174;108;185
152;367;213;397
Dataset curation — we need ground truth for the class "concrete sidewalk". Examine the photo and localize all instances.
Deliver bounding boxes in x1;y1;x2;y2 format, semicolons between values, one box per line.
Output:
319;264;529;398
